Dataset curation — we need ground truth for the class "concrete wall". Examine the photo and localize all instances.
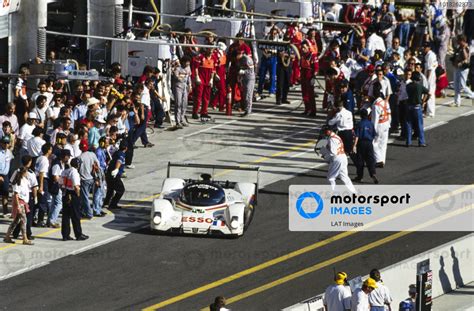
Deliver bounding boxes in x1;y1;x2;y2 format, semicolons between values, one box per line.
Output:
284;234;473;311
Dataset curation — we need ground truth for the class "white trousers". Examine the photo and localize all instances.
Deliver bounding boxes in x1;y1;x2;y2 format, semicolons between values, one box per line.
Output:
427;73;437;117
374;125;389;163
328;155;356;193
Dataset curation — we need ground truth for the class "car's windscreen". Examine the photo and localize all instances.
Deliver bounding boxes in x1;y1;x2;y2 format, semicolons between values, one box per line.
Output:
180;183;226;207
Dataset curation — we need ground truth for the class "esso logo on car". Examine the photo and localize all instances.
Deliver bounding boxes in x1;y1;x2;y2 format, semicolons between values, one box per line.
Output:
182;216;213;223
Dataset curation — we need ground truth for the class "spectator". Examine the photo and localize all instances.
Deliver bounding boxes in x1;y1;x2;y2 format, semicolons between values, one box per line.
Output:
351;278;377;311
35;143;55;227
451;35;474;107
0;135;14;217
18;112;38;158
64;133;82;158
78;141;100;219
11;155;38;241
2;167;33;245
0;103;20;135
368;269;392;311
0;121;16;153
323;271;352;311
27;127;46;165
405;71;430;147
31;81;53;106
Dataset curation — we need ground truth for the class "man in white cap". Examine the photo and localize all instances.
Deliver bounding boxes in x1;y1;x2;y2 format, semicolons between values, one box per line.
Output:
18;112;38;158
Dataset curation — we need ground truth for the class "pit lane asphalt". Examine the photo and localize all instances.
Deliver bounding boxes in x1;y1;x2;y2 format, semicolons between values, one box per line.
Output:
0;115;473;311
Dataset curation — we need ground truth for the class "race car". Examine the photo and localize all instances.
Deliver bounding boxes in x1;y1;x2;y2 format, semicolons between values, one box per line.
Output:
150;162;260;237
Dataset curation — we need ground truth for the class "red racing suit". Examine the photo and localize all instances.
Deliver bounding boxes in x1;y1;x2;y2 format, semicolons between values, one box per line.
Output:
193;54;216;115
211;49;228;112
300;51;318;114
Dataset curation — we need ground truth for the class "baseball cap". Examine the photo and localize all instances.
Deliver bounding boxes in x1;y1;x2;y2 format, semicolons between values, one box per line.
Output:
364;278;378;289
57;132;67;139
28;112;39;120
335;272;348;285
87;97;100;107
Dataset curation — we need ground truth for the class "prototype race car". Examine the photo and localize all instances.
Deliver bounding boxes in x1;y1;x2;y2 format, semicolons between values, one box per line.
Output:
150;162;260;237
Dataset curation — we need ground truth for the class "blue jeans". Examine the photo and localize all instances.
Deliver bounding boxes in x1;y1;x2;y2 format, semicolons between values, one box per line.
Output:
80;179;94;217
133;106;150;146
257;56;277;95
93;182;104;214
49;189;62;224
370;307;385;311
406;106;425;145
399;23;411;48
454;68;474;105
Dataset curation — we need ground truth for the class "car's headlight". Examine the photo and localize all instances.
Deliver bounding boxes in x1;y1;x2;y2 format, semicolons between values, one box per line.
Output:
153;212;162;225
230;216;239;229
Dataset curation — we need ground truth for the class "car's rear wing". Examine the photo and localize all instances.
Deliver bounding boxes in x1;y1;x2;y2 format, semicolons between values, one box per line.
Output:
167;162;261;203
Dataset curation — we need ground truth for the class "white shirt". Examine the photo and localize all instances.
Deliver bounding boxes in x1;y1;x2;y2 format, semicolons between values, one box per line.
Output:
367;33;386;57
369;281;392;307
64;142;82;158
12;178;30;203
368;76;392;99
328;108;354;131
18;123;36;150
61;167;81;190
51;162;65;178
11;169;38;190
27;136;46;157
31;91;53;106
424;50;438;81
323;284;352;311
351;288;370;311
35;155;50;178
327;133;346;160
141;87;151;108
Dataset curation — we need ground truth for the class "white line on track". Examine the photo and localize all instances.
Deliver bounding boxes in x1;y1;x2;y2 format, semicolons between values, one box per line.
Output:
424;121;448;130
0;261;50;281
71;235;125;256
460;110;474;117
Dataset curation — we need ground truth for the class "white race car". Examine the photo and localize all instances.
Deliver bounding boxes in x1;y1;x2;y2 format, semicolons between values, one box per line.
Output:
150;162;260;237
